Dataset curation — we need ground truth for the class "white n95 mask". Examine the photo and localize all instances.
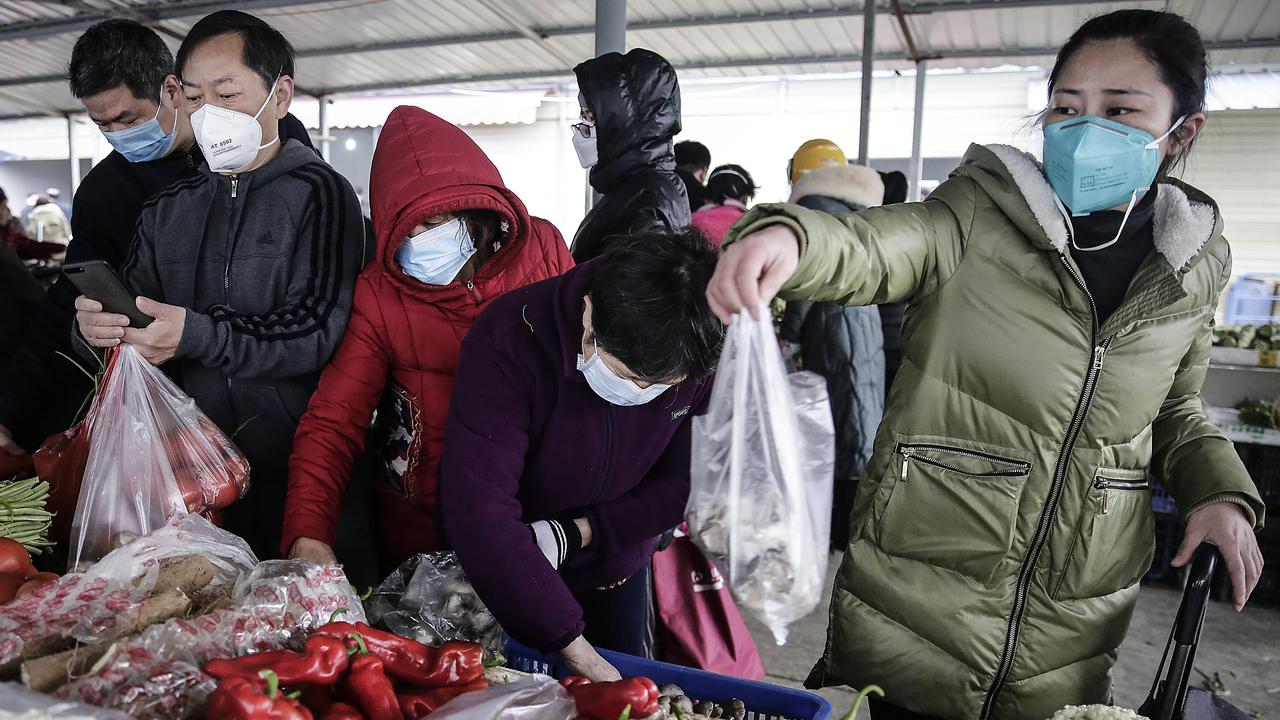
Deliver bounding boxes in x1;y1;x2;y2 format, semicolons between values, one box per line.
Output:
191;77;281;174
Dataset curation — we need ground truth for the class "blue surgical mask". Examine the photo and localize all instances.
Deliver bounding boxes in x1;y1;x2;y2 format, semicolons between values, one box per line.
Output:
1043;114;1184;217
102;93;179;163
577;344;671;406
394;218;476;286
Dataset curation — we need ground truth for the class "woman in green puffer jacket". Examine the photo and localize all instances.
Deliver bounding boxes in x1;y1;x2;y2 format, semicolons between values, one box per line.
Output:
707;10;1265;720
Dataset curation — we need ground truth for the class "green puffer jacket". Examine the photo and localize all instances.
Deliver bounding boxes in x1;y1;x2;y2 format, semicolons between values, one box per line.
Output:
725;143;1265;719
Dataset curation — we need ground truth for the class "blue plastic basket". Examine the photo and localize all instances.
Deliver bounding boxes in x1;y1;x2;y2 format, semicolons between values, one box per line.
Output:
504;640;832;720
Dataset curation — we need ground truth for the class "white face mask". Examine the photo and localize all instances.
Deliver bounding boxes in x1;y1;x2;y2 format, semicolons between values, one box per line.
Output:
393;218;476;286
576;345;671;406
191;77;281;174
572;131;598;169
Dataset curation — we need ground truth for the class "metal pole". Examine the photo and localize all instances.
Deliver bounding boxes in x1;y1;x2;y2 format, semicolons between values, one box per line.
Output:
594;0;626;57
66;113;80;194
909;60;927;202
857;0;875;165
317;95;330;163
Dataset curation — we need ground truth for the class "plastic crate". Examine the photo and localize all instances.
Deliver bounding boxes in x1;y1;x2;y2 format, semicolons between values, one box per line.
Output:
504;640;832;720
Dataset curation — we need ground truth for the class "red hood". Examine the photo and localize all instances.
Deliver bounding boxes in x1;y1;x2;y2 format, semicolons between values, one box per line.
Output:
370;106;534;304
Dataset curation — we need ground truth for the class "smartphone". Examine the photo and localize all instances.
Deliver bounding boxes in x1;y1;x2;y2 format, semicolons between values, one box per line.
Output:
62;260;154;329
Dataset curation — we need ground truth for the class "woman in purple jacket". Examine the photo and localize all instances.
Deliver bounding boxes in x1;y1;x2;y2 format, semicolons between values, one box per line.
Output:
440;227;724;680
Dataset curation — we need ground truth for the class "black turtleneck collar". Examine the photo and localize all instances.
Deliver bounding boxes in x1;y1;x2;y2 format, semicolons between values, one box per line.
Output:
1067;186;1158;324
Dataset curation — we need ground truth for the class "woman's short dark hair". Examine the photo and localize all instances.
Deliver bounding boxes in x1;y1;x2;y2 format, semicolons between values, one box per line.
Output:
176;10;295;90
1048;9;1208;175
591;227;725;383
704;164;757;205
68;19;173;100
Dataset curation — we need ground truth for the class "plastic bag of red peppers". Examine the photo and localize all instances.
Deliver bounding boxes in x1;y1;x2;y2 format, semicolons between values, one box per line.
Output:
202;610;496;719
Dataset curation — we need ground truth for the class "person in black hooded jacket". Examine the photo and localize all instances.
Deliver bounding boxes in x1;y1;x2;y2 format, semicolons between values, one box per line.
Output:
779;161;886;551
569;49;688;263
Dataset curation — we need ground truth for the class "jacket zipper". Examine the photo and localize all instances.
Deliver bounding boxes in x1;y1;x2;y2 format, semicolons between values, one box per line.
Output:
590;405;616;506
223;174;241;396
463;279;484;305
1093;477;1148;515
979;257;1111;719
896;443;1030;481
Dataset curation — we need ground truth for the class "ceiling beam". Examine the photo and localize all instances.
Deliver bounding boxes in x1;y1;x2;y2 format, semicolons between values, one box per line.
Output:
0;0;1131;46
309;37;1280;95
0;0;326;42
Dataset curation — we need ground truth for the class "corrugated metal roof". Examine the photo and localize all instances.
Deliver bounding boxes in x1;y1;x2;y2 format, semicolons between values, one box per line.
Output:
0;0;1276;118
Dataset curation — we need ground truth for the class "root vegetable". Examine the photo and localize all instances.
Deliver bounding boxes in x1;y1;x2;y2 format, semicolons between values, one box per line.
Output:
16;572;58;597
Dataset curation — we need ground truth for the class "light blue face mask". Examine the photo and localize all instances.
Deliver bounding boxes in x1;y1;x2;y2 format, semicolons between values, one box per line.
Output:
394;218;476;286
1043;114;1184;217
577;343;671;406
102;93;179;163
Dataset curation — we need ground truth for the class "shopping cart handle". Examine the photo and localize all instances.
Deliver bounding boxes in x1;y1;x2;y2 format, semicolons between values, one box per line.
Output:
1173;543;1218;645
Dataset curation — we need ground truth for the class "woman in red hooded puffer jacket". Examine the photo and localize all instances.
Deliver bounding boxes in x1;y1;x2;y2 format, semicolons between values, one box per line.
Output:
282;106;573;567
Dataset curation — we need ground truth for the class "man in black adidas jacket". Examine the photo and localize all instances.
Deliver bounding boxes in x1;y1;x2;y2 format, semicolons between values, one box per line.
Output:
0;18;316;459
75;11;362;558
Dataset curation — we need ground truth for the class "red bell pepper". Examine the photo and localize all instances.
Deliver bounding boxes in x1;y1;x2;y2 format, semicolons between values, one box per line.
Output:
318;702;363;720
561;677;661;720
205;635;351;686
206;670;315;720
297;685;335;715
315;621;486;687
398;679;490;718
341;635;401;720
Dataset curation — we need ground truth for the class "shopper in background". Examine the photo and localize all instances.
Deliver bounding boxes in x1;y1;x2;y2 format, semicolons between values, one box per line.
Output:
875;170;910;393
691;164;757;248
570;48;688;263
441;228;723;680
24;195;71;247
709;10;1264;718
0;18;314;463
45;188;72;223
675;140;711;213
284;106;573;571
0;186;60;261
74;10;363;559
777;146;885;551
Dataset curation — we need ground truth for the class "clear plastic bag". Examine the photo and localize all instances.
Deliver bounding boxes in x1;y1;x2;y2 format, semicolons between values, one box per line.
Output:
687;310;834;645
428;675;576;720
366;552;504;657
68;346;249;569
56;560;366;719
0;681;132;719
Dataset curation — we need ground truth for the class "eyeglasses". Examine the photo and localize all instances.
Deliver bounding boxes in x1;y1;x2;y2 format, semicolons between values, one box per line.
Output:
572;122;594;139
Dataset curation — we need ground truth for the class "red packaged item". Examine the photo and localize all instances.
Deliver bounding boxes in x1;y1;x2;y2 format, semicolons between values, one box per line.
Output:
65;346;249;568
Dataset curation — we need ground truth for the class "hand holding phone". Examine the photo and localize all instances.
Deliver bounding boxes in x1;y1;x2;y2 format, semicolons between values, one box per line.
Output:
63;260;153;329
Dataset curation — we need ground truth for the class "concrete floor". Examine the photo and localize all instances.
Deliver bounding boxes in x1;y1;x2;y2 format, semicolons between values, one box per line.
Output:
743;553;1280;719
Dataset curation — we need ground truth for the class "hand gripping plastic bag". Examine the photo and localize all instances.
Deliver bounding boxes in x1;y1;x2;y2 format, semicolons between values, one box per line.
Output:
68;346;249;569
687;310;834;645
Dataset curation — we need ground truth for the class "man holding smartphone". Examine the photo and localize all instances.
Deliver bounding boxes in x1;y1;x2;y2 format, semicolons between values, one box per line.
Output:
74;11;362;560
0;19;315;460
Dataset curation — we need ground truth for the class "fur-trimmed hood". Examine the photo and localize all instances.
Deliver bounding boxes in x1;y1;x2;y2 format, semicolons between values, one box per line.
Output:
965;144;1219;273
789;164;885;210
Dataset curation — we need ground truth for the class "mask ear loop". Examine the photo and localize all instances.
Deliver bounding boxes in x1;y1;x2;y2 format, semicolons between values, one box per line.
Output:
1057;189;1141;253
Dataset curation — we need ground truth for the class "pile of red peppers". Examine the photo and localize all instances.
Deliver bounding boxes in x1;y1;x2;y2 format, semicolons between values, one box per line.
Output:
203;610;492;719
561;675;661;720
